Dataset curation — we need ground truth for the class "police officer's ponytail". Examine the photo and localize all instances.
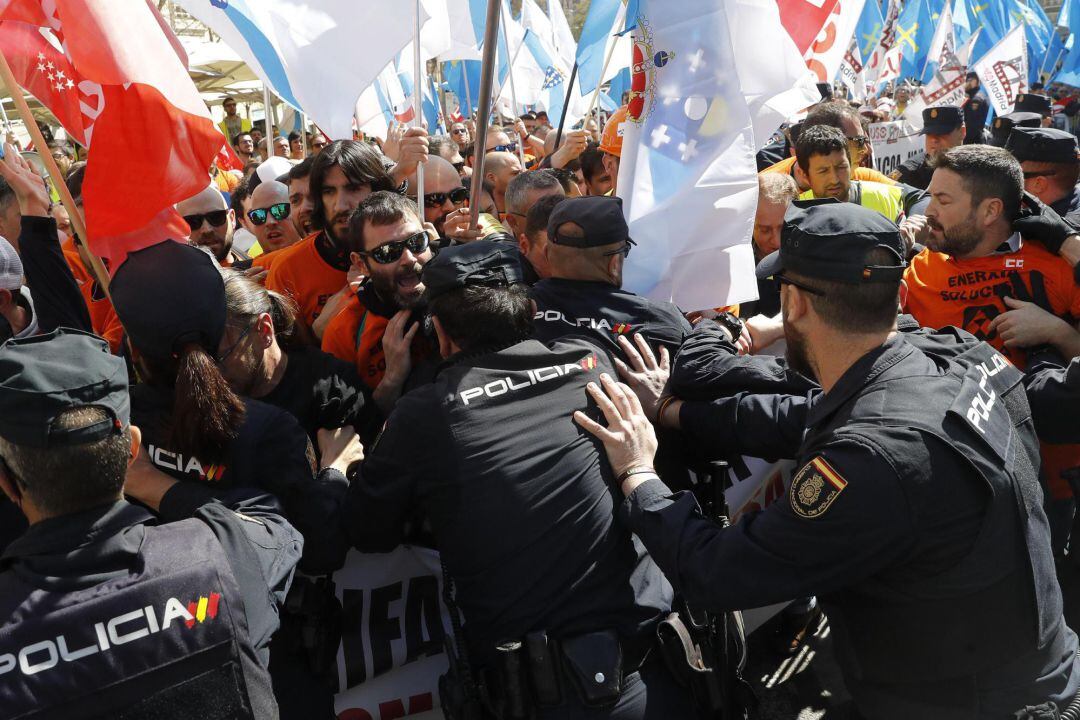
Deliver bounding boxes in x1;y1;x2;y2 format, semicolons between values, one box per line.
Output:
223;270;297;342
168;342;246;465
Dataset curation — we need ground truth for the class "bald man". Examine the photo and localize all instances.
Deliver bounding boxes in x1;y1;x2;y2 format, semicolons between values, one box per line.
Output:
176;184;242;265
483;151;522;214
407;155;467;238
248;180;301;254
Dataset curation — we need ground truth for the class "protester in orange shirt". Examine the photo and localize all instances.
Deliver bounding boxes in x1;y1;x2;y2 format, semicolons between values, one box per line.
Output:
321;191;435;412
176;184;249;267
903;145;1080;552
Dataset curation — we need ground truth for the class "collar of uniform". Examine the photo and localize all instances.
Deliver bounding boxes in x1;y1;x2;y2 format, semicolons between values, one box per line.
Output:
538;277;618;292
434;335;535;377
1;499;152;564
1049;188;1080;217
805;334;916;429
993;232;1022;255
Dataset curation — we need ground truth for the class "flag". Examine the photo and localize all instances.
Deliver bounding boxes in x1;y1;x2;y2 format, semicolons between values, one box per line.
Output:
445;59;481;113
0;0;222;264
921;1;954;82
775;0;840;56
547;0;578;68
961;0;1010;62
518;29;584;126
973;24;1028;116
439;0;487;61
864;0;901;83
174;0;442;140
1008;0;1054;83
907;8;968;130
854;0;884;60
875;43;904;90
1060;0;1078;50
575;0;621;96
802;0;867;84
839;40;867;102
617;0;817;310
893;0;934;81
394;43;444;131
216;143;244;173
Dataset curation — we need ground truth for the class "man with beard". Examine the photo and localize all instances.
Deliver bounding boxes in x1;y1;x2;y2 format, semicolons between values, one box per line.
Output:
247;181;301;256
177;184;248;267
585;200;1080;719
904;144;1080;555
406;155;467;239
321;191;436;412
233;131;260;165
796;125;925;223
962;71;990;144
286;157;315;237
266;140;400;339
890;106;965;190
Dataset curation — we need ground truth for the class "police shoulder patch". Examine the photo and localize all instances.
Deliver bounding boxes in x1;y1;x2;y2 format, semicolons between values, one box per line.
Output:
889;169;902;181
790;456;848;519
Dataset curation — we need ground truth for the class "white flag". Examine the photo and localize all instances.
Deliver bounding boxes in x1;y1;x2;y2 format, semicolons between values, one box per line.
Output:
548;0;579;68
905;5;966;130
973;25;1028;116
876;44;904;90
839;41;867;102
802;0;866;84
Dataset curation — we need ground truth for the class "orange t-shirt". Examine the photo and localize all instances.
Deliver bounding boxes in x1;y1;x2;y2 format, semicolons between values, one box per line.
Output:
61;238;123;353
904;240;1080;498
265;232;347;329
250;248;283;272
321;294;390;390
761;156;897;186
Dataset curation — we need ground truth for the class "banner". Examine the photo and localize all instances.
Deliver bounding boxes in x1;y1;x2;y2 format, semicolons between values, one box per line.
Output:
869;120;922;176
334;546;452;720
973;24;1028;116
839;41;867;102
802;0;867;83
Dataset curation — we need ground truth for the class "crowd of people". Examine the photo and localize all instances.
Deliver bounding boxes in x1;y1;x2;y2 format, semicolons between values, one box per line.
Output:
3;68;1080;720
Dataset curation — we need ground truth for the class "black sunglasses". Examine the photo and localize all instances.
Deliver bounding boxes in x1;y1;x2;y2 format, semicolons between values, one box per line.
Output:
1023;170;1057;179
183;210;229;231
361;231;430;264
247;202;290;226
492;142;518;153
602;238;637;258
847;135;870;148
424;187;469;208
451;127;469;135
775;274;826;296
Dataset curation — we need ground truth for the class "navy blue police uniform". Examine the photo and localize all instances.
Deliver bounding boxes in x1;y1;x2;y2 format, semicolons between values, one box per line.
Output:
962;78;989;145
1006;126;1080;228
889;106;964;190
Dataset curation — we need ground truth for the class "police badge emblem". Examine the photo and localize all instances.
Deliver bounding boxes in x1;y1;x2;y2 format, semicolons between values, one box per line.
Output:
790;456;848;519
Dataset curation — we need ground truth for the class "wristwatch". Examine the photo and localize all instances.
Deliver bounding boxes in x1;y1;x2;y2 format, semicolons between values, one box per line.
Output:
713;311;745;345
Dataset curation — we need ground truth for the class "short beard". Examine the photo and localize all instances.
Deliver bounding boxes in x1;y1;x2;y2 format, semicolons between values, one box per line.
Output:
929;216;983;257
783;306;816;381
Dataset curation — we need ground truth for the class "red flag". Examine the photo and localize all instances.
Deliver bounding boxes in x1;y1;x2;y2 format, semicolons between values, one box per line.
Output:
216;142;244;173
774;0;841;56
0;0;220;264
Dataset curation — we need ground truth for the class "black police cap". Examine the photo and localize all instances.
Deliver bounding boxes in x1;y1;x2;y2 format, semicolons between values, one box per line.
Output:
920;106;963;135
547;196;634;249
1014;92;1052;117
989;112;1043;147
755;199;906;284
111;240;227;361
1005;127;1080;164
0;329;129;448
422;240;524;301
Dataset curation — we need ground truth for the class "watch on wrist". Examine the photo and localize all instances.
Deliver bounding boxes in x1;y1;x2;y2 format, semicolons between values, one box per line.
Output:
713;311;744;344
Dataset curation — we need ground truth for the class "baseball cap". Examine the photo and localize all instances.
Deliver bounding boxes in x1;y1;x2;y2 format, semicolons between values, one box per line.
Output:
920;106;963;135
599;105;628;158
989;112;1043;147
755;199;906;284
1014;93;1052;117
1005;127;1080;164
111;240;227;361
547;196;634;249
0;328;129;448
422;240;524;300
0;236;22;290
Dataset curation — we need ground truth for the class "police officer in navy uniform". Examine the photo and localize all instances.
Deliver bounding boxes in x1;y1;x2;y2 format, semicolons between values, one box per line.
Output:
576;201;1080;719
962;71;990;144
890;106;965;190
1006;126;1080;227
1015;92;1054;127
340;241;694;719
0;328;302;720
989;112;1043;147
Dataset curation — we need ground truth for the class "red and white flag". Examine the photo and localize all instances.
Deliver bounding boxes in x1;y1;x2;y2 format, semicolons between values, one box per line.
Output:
0;0;221;264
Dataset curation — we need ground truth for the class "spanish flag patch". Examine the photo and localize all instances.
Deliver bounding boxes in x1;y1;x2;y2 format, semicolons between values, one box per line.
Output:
790;456;847;519
612;323;633;335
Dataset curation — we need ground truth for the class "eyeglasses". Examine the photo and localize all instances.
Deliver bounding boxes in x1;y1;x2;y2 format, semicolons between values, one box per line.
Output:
361;230;430;264
215;322;256;365
602;239;636;258
424;187;469;208
247;202;290;226
847;135;870;148
492;142;519;153
183;210;229;231
1023;170;1058;179
774;274;826;296
451;127;469;135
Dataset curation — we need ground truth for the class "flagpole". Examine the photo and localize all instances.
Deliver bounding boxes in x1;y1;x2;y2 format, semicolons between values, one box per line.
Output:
0;52;111;295
463;63;474;119
263;84;274;150
469;0;503;230
498;2;527;167
413;0;425;216
300;112;309;156
584;17;624;123
554;62;578;149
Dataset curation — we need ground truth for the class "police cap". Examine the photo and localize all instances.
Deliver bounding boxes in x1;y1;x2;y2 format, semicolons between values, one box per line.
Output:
920;106;963;135
755;199;907;284
1005;127;1080;164
422;240;524;300
1014;92;1052;117
111;240;227;362
989;112;1043;147
547;196;634;250
0;328;129;448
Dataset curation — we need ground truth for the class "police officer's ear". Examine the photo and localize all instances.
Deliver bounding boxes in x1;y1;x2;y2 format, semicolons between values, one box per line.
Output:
0;455;21;508
127;425;143;469
898;279;909;312
430;314;456;359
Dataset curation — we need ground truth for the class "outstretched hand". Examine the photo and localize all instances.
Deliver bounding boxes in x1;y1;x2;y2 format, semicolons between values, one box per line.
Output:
0;143;50;217
613;333;670;422
573;373;658;480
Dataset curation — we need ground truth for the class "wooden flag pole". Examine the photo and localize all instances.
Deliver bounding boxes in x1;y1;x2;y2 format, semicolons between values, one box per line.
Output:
468;0;503;230
0;50;112;296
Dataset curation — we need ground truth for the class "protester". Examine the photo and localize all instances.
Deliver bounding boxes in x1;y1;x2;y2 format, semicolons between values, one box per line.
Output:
177;183;247;266
580;143;613;196
286;157;316;236
406;154;467;238
599;106;627;195
233;131;260;164
0;176;20;248
503;168;565;277
482;150;522;214
288;130;304;159
742;173;799;317
219;95;253;140
0;235;37;341
449;121;471;148
47;140;75;177
429;133;467;178
247;180;301;256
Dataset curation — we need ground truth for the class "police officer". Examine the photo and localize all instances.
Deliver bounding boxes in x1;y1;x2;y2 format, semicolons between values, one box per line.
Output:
1015;92;1054;127
1006;126;1080;227
989;111;1043;147
890;106;965;190
340;241;693;720
962;71;990;144
0;328;302;719
578;201;1080;719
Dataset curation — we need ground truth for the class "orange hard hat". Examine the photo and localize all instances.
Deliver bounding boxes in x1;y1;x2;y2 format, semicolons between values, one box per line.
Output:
599;105;629;158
